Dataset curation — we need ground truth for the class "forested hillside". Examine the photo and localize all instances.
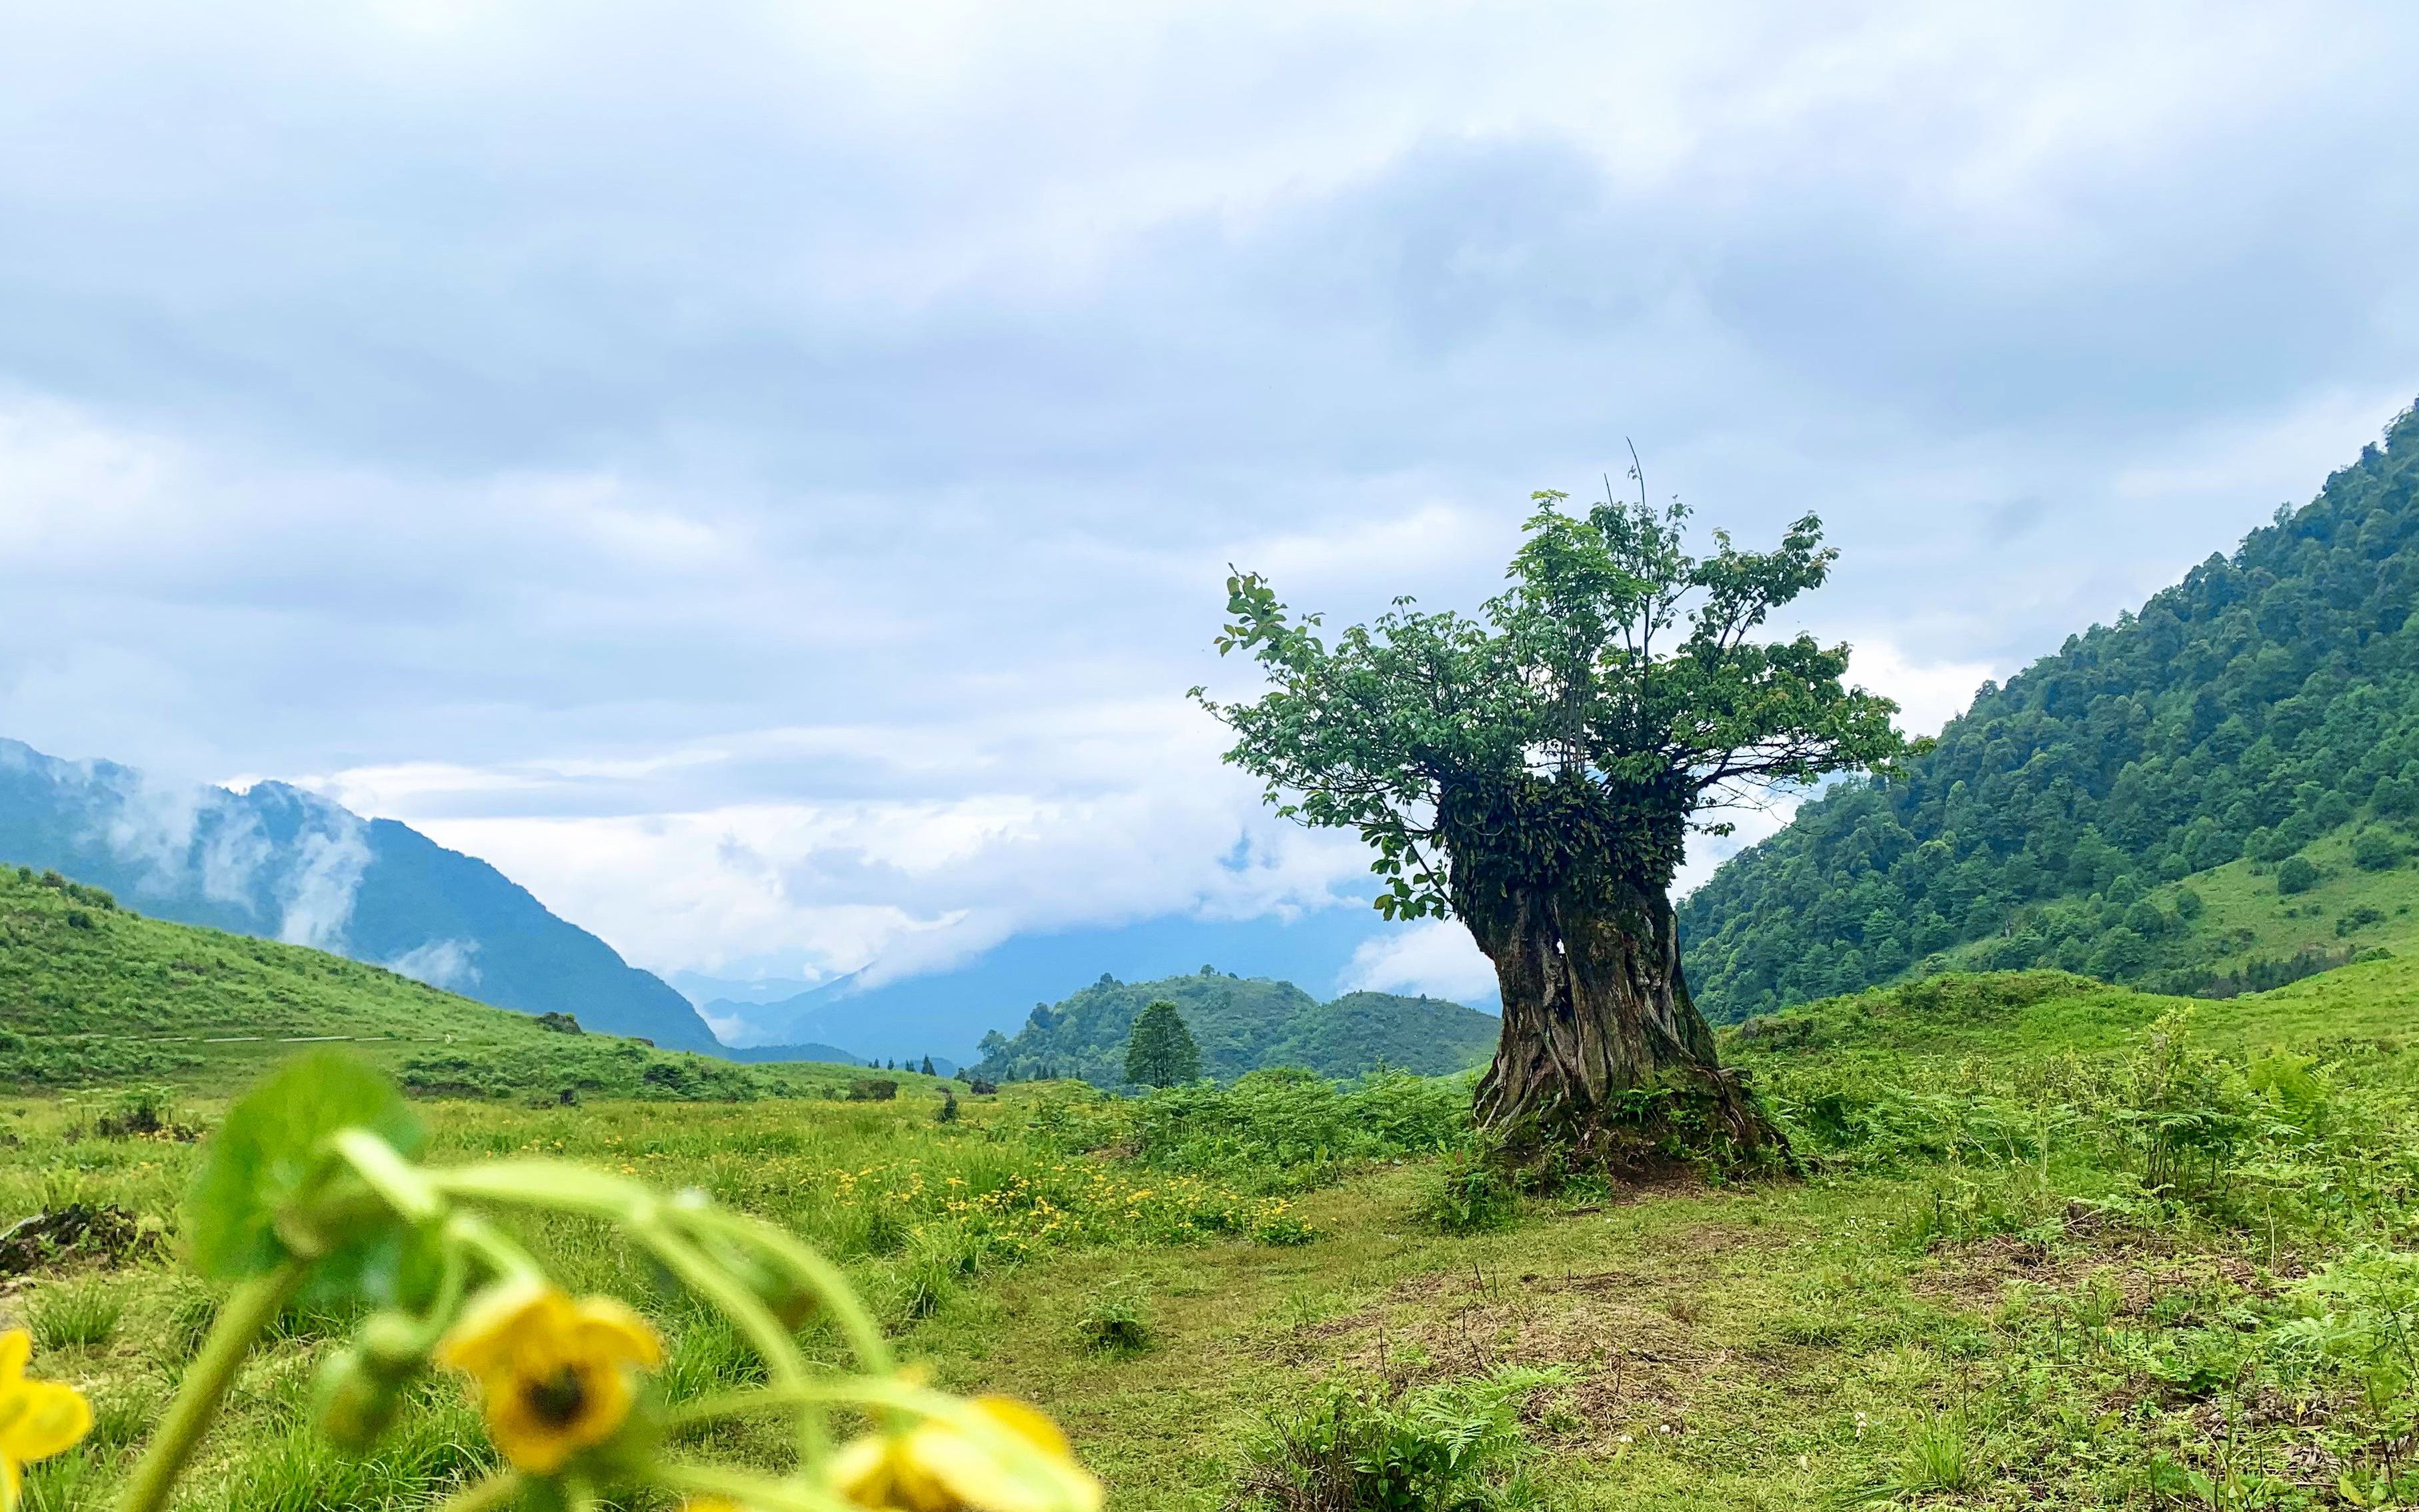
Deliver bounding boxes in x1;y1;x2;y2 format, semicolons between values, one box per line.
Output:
1682;403;2419;1020
970;967;1498;1086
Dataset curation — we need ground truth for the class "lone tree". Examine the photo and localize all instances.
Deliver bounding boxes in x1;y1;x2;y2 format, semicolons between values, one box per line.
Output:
1197;489;1906;1164
1124;999;1202;1087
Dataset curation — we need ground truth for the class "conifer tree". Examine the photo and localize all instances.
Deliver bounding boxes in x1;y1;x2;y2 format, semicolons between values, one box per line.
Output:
1123;999;1201;1087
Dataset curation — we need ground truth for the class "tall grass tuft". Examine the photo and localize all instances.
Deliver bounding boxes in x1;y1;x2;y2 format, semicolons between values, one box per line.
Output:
31;1279;123;1350
1073;1279;1153;1356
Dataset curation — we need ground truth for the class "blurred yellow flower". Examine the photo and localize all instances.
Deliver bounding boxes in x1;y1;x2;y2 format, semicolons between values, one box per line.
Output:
434;1280;663;1474
829;1394;1101;1512
0;1328;90;1511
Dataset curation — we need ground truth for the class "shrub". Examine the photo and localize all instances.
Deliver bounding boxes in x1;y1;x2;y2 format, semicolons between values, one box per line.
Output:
2277;856;2321;895
1073;1279;1153;1356
94;1086;195;1140
2337;905;2386;937
1125;1067;1472;1185
1415;1148;1520;1235
847;1079;899;1102
2353;829;2400;871
1236;1367;1571;1511
2101;1013;2258;1203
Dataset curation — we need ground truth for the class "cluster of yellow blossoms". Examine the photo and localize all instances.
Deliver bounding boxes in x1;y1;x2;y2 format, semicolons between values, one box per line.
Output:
428;1276;1099;1511
0;1329;87;1511
45;1051;1107;1512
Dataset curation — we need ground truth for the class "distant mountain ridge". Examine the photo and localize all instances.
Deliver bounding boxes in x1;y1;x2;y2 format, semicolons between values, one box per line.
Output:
1680;401;2419;1019
0;737;722;1050
707;907;1466;1063
969;967;1500;1087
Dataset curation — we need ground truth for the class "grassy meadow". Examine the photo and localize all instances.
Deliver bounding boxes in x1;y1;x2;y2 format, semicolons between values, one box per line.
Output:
6;956;2419;1509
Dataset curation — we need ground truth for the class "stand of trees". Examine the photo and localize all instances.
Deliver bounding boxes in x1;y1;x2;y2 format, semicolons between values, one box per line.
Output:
1682;405;2419;1017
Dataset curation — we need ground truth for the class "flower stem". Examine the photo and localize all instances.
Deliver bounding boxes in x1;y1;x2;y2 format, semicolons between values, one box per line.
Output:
654;1461;861;1512
429;1471;522;1512
639;1224;829;1462
115;1261;306;1512
679;1207;895;1377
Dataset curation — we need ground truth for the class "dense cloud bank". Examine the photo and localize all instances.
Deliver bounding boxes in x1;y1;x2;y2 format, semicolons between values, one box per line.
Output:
2;4;2416;995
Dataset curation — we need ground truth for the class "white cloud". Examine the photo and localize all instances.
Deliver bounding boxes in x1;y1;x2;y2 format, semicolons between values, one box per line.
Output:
386;937;481;992
1844;637;2001;739
0;3;2415;991
1340;919;1498;1006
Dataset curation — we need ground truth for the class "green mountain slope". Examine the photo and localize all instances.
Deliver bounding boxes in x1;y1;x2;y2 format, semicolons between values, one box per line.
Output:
969;968;1499;1087
0;737;723;1050
1681;402;2419;1020
1724;951;2419;1068
0;864;875;1100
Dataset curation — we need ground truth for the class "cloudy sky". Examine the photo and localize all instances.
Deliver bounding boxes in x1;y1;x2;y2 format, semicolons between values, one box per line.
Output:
3;2;2417;1001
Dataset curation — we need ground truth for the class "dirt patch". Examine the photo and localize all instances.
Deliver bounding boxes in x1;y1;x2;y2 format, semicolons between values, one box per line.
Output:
0;1204;163;1277
1268;1254;1774;1453
1914;1231;2271;1315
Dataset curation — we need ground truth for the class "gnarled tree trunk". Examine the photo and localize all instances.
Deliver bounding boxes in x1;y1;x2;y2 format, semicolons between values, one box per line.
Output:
1463;872;1784;1168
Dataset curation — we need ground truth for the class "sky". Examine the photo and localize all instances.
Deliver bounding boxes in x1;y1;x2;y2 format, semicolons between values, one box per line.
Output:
3;2;2418;1008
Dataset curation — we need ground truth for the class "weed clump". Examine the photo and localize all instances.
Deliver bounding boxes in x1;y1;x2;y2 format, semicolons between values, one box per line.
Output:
1236;1365;1570;1511
31;1278;124;1350
1414;1148;1521;1235
1073;1279;1153;1356
0;1203;163;1276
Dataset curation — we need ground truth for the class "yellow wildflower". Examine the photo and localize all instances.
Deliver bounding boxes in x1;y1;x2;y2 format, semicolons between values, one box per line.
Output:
0;1329;88;1511
433;1280;663;1474
829;1394;1102;1512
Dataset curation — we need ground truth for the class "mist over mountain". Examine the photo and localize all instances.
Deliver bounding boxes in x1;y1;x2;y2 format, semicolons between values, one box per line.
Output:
0;738;722;1050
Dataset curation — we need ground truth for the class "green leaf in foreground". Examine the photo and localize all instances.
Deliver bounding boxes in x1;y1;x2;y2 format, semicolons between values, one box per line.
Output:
183;1050;425;1281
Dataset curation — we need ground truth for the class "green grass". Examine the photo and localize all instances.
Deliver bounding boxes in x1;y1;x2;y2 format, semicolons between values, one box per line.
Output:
11;957;2419;1508
0;863;891;1100
28;1279;123;1351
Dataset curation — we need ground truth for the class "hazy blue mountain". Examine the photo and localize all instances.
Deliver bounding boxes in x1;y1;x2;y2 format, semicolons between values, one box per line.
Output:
715;907;1478;1063
715;1041;868;1067
667;971;819;1007
0;737;721;1050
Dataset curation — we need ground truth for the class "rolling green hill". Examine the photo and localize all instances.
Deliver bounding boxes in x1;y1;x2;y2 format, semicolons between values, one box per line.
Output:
969;967;1499;1087
1722;954;2419;1095
1681;401;2419;1020
0;863;880;1101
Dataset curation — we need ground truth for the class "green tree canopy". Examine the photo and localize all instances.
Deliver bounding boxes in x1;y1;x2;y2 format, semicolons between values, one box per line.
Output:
1123;999;1201;1087
1198;488;1905;1159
